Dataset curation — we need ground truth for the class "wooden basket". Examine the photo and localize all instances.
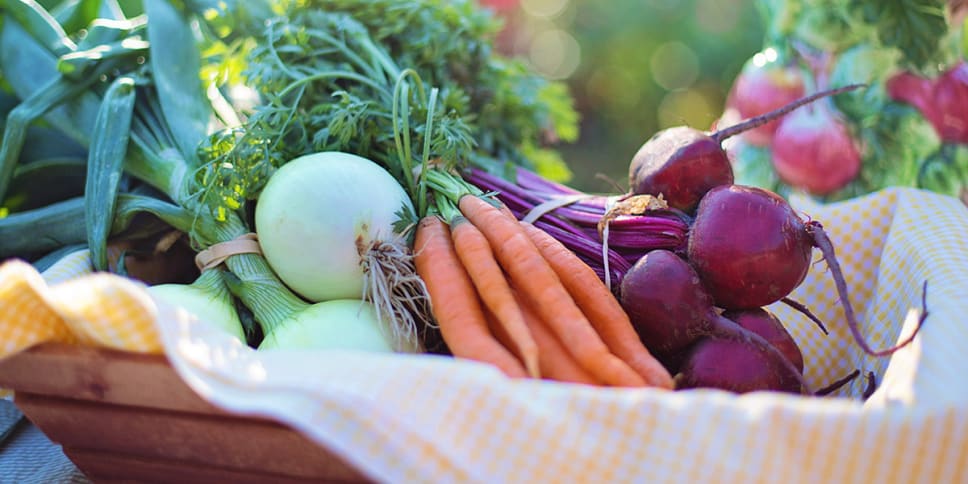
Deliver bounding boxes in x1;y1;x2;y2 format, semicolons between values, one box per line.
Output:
0;343;371;483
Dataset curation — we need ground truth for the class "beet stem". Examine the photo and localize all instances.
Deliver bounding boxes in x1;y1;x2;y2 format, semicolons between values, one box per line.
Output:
807;221;929;357
710;83;866;143
780;297;829;335
862;371;878;400
814;369;860;396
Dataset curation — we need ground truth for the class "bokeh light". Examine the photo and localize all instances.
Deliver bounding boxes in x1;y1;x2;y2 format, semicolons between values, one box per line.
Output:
529;29;582;79
650;42;700;91
489;0;764;190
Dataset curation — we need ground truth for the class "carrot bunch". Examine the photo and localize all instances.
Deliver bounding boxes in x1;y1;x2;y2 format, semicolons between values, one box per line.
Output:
413;193;673;389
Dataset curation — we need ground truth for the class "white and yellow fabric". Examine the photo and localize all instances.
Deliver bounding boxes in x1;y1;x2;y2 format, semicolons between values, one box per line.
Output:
1;187;967;483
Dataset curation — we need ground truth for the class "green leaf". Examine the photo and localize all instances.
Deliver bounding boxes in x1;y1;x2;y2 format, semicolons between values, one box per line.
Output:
145;0;211;163
846;0;948;74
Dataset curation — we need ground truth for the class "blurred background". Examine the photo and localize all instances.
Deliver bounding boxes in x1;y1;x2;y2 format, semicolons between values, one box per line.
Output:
483;0;765;192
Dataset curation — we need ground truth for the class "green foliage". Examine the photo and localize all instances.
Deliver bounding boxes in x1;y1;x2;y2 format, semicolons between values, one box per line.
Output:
846;0;948;74
194;0;579;217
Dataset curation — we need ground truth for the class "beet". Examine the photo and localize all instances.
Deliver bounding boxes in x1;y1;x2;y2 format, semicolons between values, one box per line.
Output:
619;250;713;355
619;249;811;394
628;127;735;214
722;307;804;374
628;84;863;212
674;334;802;394
688;183;928;357
688;185;812;310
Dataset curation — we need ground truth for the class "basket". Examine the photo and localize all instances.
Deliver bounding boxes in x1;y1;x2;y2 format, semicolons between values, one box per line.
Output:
0;343;368;483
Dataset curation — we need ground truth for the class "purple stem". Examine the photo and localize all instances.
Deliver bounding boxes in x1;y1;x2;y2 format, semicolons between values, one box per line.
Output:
515;167;584;195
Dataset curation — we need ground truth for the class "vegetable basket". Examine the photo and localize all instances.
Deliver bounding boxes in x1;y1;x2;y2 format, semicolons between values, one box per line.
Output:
0;344;368;483
1;186;967;483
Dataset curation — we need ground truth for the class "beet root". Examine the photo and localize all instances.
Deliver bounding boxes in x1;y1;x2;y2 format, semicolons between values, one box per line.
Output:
627;84;865;213
628;127;734;213
674;336;803;394
619;249;715;355
688;184;813;310
722;307;805;373
619;249;811;394
689;183;929;357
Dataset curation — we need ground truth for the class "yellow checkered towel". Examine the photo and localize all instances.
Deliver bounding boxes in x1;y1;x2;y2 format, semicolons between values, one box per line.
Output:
1;186;967;483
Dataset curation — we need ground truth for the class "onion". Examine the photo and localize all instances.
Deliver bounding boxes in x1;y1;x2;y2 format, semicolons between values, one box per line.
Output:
258;299;416;352
148;269;246;344
255;152;414;302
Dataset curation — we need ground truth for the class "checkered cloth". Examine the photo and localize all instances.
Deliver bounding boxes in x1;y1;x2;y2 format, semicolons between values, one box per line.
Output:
1;187;967;483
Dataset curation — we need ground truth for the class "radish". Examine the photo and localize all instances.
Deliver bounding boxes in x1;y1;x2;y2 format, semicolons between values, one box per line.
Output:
687;184;927;356
888;61;968;144
255;151;414;302
770;98;862;195
618;249;811;393
725;49;806;146
628;84;862;212
722;307;804;373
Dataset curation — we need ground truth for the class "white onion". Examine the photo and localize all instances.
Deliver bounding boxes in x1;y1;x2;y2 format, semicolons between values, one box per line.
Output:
255;151;413;302
258;299;416;352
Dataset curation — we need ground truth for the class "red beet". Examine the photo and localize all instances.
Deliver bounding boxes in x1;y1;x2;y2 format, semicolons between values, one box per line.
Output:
674;333;802;394
722;307;804;373
619;250;714;355
619;249;811;394
629;84;863;213
688;185;812;310
687;184;926;357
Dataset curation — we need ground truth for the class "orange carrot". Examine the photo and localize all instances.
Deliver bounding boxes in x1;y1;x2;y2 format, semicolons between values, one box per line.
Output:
520;222;674;389
413;216;528;378
512;292;600;385
450;216;541;378
458;195;646;388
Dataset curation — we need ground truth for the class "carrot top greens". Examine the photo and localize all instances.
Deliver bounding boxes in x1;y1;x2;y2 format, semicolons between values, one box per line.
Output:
191;0;579;225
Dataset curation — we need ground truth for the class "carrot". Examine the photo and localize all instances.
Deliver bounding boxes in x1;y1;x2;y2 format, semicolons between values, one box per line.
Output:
520;222;674;389
413;216;528;378
488;294;602;385
450;216;541;378
458;195;646;387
